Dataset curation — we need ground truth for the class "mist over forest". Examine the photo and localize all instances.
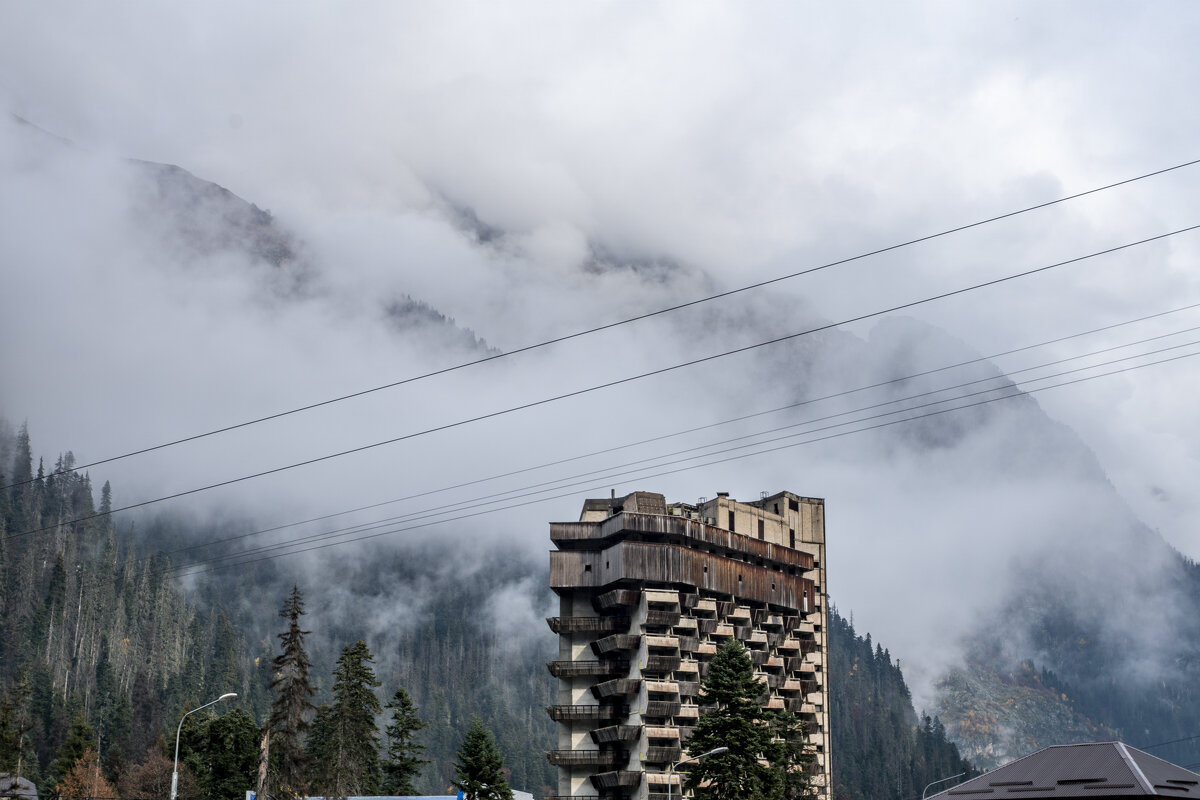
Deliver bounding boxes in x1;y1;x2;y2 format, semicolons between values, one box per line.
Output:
4;3;1200;797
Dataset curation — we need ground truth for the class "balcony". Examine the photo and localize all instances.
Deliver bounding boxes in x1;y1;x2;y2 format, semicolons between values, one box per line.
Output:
644;745;683;764
592;634;641;655
645;609;681;627
546;660;629;678
592;678;641;699
589;770;642;790
547;615;630;634
644;700;681;718
643;655;681;674
545;704;626;722
546;749;625;767
591;725;641;744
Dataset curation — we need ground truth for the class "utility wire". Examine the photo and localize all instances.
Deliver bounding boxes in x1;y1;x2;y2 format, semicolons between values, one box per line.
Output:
160;301;1200;560
163;320;1200;564
7;223;1198;542
171;347;1200;576
7;156;1200;493
165;339;1200;572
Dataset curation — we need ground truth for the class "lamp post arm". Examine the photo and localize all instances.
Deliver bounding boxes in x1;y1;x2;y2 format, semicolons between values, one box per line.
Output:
172;693;236;800
923;772;967;800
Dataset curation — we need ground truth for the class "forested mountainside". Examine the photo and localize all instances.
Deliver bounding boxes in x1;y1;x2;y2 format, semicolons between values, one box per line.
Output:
3;422;977;799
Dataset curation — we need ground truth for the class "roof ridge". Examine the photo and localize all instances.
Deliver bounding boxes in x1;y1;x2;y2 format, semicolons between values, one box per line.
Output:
1116;741;1156;794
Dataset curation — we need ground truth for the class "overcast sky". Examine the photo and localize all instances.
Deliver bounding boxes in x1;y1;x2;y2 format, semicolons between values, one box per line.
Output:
3;1;1200;697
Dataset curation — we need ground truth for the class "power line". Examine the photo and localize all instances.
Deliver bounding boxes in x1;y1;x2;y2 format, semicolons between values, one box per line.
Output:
163;319;1200;565
7;223;1197;542
7;156;1200;493
169;346;1200;576
161;300;1200;561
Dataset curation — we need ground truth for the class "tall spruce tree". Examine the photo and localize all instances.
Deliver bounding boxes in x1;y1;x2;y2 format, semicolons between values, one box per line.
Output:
265;586;315;800
380;686;429;795
452;716;513;800
306;640;382;800
684;639;783;800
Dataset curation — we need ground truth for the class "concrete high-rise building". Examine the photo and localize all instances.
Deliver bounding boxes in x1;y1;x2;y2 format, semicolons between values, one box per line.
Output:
545;489;831;800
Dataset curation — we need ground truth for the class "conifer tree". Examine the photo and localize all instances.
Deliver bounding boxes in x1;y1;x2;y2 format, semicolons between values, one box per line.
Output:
306;640;382;799
452;716;514;800
265;585;315;800
381;686;429;795
684;639;782;800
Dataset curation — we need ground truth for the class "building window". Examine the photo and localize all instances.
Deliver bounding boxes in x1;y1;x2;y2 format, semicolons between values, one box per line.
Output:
758;519;765;539
789;498;799;512
728;510;736;532
789;528;795;549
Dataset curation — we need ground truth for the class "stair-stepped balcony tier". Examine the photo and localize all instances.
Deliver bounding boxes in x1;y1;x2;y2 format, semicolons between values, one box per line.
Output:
675;705;699;721
590;770;643;790
764;656;785;672
767;631;786;648
749;650;768;666
780;679;804;693
696;641;717;656
545;704;628;722
546;749;627;768
805;651;824;665
592;679;642;699
800;638;819;655
777;638;800;653
696;619;718;635
592;634;641;655
765;673;782;689
729;606;753;621
594;588;641;611
547;615;631;634
792;619;814;634
676;725;696;743
676;635;699;653
676;659;699;676
677;681;701;698
734;624;754;641
745;631;769;648
762;613;785;629
680;593;699;609
766;697;785;710
712;623;734;639
644;745;683;764
644;700;681;717
591;725;642;744
646;589;681;608
717;600;736;617
547;660;630;678
643;655;681;674
696;661;710;679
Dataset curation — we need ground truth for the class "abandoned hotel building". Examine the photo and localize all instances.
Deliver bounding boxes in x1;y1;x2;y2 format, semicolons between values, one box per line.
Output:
546;489;831;800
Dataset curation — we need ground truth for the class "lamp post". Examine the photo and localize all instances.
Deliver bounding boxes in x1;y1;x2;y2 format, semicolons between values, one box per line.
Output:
667;746;728;800
922;771;967;800
172;692;236;800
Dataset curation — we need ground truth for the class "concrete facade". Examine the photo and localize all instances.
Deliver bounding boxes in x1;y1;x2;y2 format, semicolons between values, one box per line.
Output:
546;490;831;800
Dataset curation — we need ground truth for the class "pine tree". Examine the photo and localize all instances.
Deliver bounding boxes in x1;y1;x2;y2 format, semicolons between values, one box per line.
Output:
306;640;382;800
452;716;514;800
265;585;315;800
56;748;116;800
685;639;782;800
381;686;429;795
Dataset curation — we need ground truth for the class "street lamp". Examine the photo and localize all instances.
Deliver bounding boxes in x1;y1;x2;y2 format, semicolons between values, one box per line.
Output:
667;746;728;800
922;771;967;800
172;692;236;800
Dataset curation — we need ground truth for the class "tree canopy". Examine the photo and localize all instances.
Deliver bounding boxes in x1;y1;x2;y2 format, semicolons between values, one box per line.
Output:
452;715;514;800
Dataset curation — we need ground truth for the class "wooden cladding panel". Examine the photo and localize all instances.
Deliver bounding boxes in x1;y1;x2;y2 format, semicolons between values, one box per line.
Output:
551;512;815;571
550;542;815;611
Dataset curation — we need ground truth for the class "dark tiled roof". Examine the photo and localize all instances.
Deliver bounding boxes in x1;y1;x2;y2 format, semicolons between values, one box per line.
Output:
932;743;1200;799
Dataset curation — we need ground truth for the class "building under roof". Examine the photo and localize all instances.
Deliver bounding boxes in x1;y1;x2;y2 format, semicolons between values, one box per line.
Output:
930;742;1200;799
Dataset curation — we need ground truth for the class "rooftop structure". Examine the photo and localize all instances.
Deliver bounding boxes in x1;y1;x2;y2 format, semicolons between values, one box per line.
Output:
546;489;831;800
929;742;1200;799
